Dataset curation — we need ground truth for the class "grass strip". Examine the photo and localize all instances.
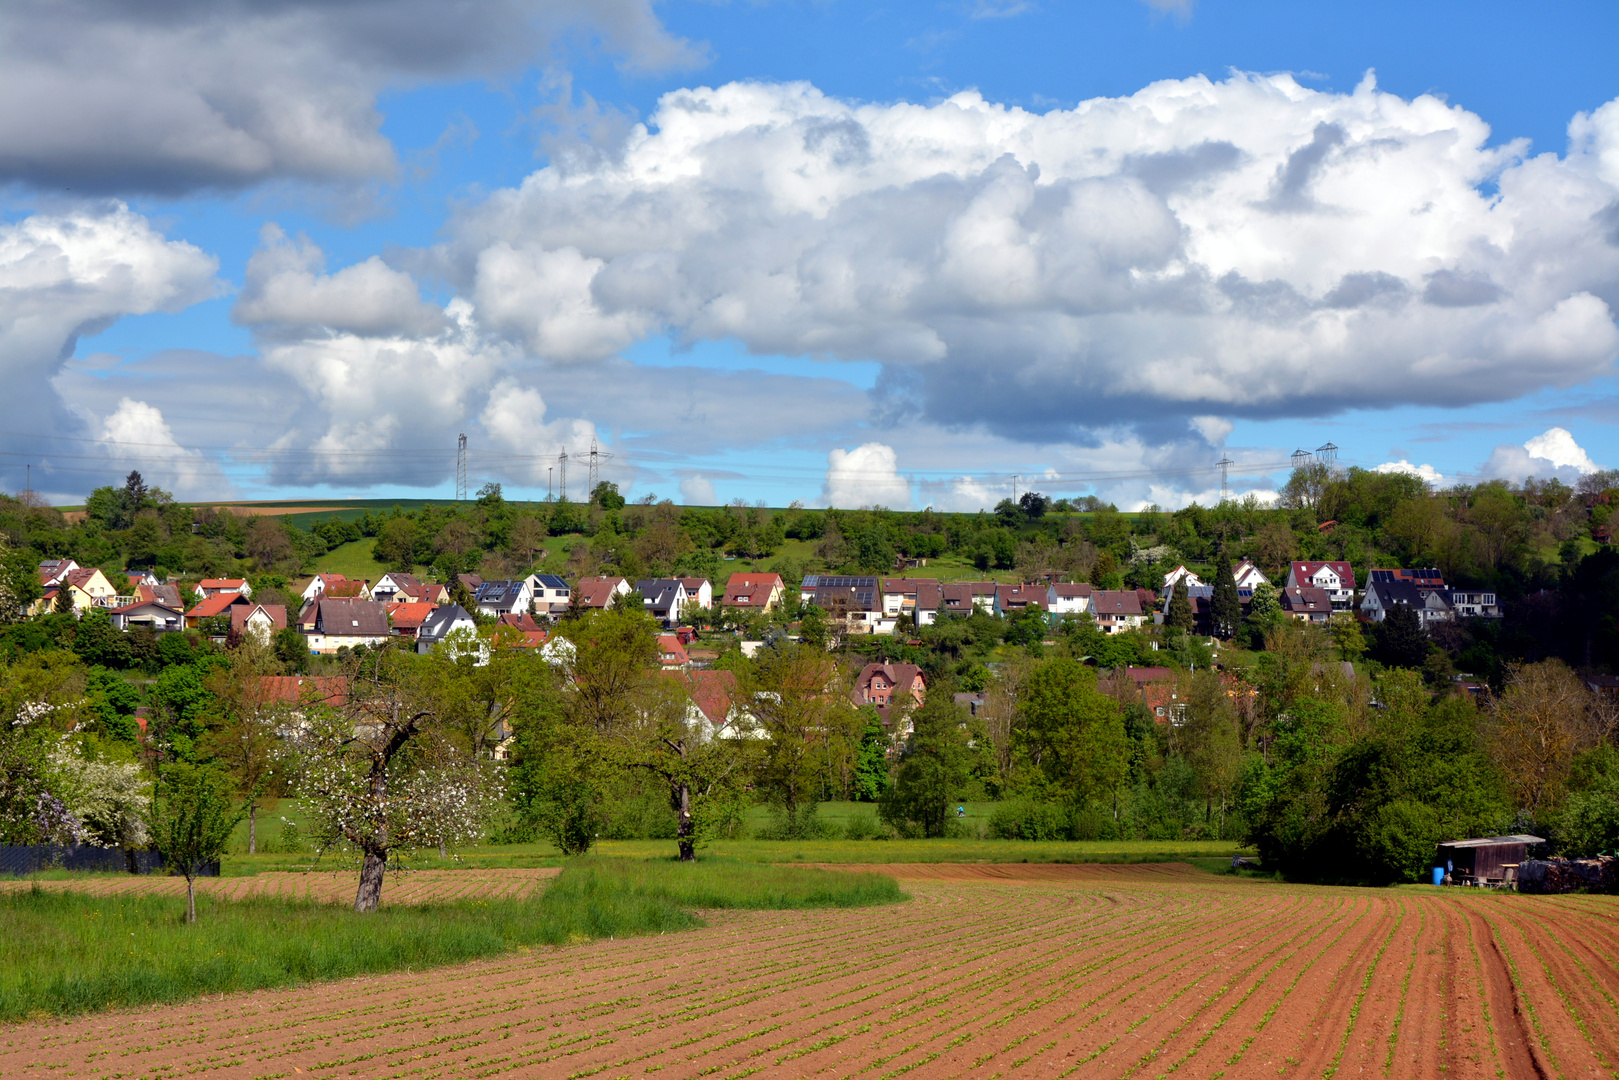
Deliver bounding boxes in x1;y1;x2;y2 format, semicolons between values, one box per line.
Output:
0;856;903;1023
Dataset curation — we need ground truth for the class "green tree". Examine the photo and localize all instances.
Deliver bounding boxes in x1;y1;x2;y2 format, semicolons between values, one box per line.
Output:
881;693;973;837
1373;605;1428;669
1210;555;1242;639
150;763;243;923
851;711;891;802
1166;578;1194;632
1017;658;1129;806
746;644;861;837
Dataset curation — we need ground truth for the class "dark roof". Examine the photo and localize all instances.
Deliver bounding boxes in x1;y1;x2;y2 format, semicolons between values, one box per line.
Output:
1365;579;1424;607
419;605;475;640
636;579;686;608
474;580;528;605
1281;586;1333;612
314;598;391;636
532;574;570;590
1092;590;1142;615
803;574;879;611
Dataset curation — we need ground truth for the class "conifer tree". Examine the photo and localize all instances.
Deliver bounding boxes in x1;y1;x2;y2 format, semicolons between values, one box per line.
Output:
1210;554;1242;639
1167;577;1194;632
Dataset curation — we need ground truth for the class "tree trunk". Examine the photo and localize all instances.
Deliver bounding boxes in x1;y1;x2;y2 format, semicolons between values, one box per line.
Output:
438;835;448;859
247;801;257;855
675;781;696;862
355;846;387;912
185;875;197;924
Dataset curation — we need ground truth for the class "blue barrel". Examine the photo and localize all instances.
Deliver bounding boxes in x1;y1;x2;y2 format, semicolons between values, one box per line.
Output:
1432;866;1446;886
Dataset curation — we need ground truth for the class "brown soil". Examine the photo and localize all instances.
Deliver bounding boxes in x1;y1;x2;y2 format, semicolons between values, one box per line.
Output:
3;867;1615;1080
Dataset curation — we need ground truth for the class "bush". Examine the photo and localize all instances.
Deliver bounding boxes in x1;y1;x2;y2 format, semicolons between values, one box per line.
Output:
988;799;1071;841
842;808;884;840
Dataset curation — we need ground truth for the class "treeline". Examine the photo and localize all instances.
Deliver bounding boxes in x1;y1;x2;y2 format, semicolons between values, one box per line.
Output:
7;588;1616;887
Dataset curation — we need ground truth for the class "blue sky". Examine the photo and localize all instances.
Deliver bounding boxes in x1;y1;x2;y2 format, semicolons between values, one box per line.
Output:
3;0;1616;508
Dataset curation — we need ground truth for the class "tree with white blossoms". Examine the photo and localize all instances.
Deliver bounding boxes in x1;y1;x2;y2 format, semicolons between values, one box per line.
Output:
293;647;501;912
48;748;150;849
0;654;96;846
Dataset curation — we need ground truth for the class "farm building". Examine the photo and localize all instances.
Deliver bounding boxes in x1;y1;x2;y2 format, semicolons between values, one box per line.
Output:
1434;834;1544;886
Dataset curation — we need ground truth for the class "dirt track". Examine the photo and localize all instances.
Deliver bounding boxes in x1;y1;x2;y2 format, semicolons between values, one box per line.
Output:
5;863;1617;1079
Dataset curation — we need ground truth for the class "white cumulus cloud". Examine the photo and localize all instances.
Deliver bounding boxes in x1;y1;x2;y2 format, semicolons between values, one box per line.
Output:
1483;427;1601;483
1374;460;1446;485
822;443;912;509
0;204;218;493
97;398;230;499
441;75;1619;444
679;474;718;505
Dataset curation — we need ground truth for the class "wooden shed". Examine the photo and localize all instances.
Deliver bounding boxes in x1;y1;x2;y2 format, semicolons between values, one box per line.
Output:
1435;835;1545;885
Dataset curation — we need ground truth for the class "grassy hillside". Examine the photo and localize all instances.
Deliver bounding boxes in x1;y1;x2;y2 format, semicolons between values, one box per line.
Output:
307;537;392;583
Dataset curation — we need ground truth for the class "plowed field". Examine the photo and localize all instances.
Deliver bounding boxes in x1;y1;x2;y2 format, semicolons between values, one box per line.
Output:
6;863;1617;1079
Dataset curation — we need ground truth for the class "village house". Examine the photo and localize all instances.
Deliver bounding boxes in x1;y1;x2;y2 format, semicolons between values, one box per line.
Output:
526;573;571;617
1448;589;1502;619
941;581;997;616
800;574;886;633
258;675;350;708
37;559;78;588
636;578;690;625
1163;565;1204;590
109;595;184;633
663;669;758;741
1286;561;1356;610
229;603;287;645
1280;585;1334;623
1157;584;1214;634
1230;560;1269;596
1045;582;1094;616
575;576;631;610
1360;579;1455;628
1091;590;1146;634
879;577;943;627
34;566;122;614
300;573;370;603
723;572;786;612
473;579;533;618
656;633;690;669
416;605;478;654
184;590;252;629
675;577;713;610
194;578;252;600
300;597;392;654
384;601;438;639
994;583;1049;618
371;572;446;605
851;662;927;720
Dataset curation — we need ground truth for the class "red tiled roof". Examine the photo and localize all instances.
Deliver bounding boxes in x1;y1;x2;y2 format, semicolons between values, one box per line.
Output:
230;604;287;632
187;592;251;618
576;576;627;608
664;669;739;727
258;676;349;706
657;634;689;665
385;602;437;631
199;578;248;590
723;573;783;607
497;612;544;632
